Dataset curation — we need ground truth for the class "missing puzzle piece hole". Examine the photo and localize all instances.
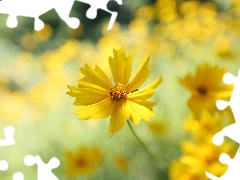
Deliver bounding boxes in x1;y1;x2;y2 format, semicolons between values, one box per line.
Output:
6;16;18;28
223;73;236;84
24;155;36;166
0;160;8;171
0;126;15;146
66;17;80;29
34;18;45;31
212;133;224;146
13;172;24;180
219;153;231;165
24;155;60;180
216;100;229;111
86;8;97;19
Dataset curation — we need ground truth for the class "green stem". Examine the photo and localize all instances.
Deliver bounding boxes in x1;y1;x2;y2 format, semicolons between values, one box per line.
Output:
127;120;168;163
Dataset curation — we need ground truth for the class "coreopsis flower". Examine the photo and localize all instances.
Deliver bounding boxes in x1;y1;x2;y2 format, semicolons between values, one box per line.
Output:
183;111;223;142
169;139;237;180
64;147;103;176
179;63;233;118
67;47;162;135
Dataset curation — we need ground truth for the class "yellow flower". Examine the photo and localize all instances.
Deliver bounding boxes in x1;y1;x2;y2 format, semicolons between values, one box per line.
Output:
169;139;237;180
64;147;103;176
115;156;130;171
148;121;168;135
179;63;233;118
67;47;162;135
183;111;223;142
215;37;235;59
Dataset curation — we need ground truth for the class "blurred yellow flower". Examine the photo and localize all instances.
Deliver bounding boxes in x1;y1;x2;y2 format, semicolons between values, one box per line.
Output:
21;33;36;50
115;156;130;171
215;37;235;59
179;63;233;118
148;121;168;135
169;139;237;180
183;111;223;141
67;47;162;135
64;147;103;176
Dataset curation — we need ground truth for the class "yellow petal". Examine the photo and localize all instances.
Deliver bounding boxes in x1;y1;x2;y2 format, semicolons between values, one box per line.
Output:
127;76;162;100
128;100;156;124
179;63;230;96
80;64;112;90
187;96;218;119
124;55;132;85
129;110;141;125
78;81;109;93
126;55;150;93
79;67;87;76
108;99;131;135
208;89;233;98
76;97;115;120
178;74;197;94
73;88;109;106
127;89;154;100
95;65;113;87
136;76;163;92
109;47;132;85
133;100;157;110
196;63;226;85
66;85;80;97
181;140;198;155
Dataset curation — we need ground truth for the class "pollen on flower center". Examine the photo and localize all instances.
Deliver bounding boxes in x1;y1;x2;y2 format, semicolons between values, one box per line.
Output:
109;83;127;100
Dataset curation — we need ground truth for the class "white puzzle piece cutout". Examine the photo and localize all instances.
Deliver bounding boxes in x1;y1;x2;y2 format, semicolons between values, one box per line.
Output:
206;69;240;179
13;172;24;180
0;160;8;171
213;70;240;145
24;155;60;180
0;0;80;30
0;0;122;31
0;126;14;175
0;0;79;30
77;0;123;30
206;149;240;180
0;126;15;147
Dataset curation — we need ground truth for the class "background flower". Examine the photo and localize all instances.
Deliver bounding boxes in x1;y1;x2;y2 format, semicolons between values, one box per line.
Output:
179;63;233;118
64;146;103;177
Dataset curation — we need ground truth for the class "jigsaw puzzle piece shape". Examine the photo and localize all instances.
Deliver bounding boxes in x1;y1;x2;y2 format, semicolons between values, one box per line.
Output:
0;126;15;147
213;69;240;146
0;0;46;30
212;123;240;146
77;0;122;30
24;155;60;180
225;70;240;122
52;0;80;29
0;0;79;30
0;160;8;171
206;148;240;180
216;70;240;121
13;172;24;180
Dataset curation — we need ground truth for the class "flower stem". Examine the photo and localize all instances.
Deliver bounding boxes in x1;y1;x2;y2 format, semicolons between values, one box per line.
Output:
127;120;167;163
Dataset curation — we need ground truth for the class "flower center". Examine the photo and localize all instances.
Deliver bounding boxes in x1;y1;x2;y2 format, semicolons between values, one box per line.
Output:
197;86;207;96
109;83;126;100
76;158;88;167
